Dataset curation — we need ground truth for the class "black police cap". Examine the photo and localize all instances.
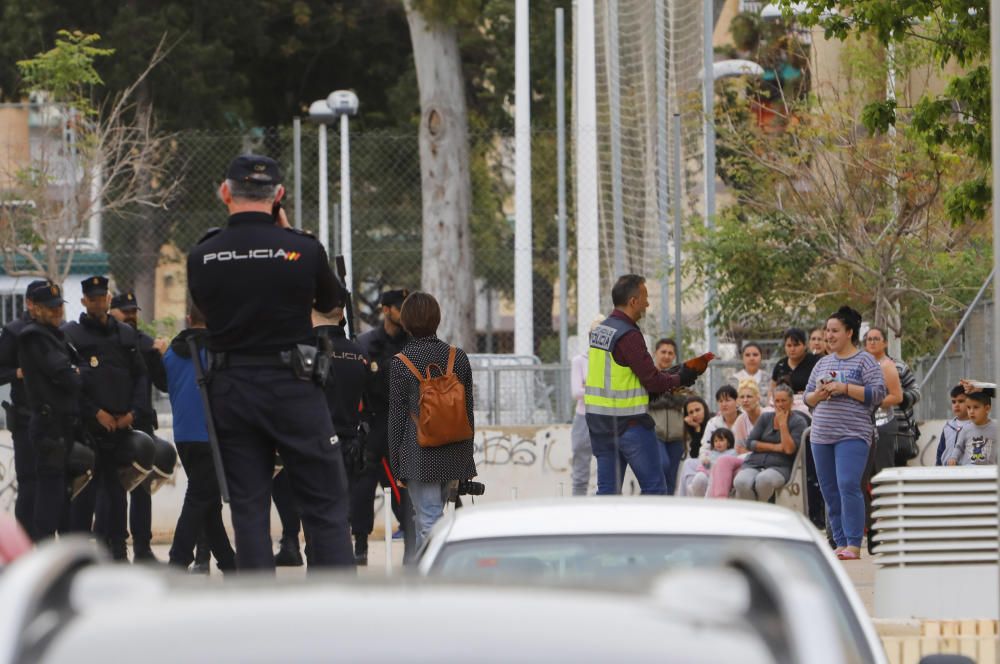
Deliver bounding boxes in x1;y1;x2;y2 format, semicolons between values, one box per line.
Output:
27;281;65;307
225;154;281;185
379;289;409;308
24;279;48;298
81;275;109;297
110;291;141;311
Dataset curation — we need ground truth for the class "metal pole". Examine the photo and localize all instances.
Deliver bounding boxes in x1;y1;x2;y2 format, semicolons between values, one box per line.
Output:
988;0;1000;614
383;486;392;576
608;0;625;277
556;7;568;364
293;116;303;230
332;202;340;258
703;0;717;369
340;114;352;288
515;0;534;357
672;113;683;348
918;268;995;389
576;0;602;338
655;0;670;336
318;123;329;254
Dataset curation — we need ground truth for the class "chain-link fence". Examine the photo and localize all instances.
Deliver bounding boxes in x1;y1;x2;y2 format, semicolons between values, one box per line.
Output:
96;124;575;361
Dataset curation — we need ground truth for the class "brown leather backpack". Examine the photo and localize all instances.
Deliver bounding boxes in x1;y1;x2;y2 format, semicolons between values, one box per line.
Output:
395;346;474;448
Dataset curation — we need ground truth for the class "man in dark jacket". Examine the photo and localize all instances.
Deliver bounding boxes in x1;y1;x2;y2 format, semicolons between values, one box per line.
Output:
356;289;415;562
0;280;48;538
63;276;148;560
109;291;169;562
164;305;236;573
18;281;82;539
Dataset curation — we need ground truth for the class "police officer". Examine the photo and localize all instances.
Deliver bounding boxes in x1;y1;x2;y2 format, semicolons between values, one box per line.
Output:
316;307;370;563
356;289;415;563
0;280;48;538
187;154;354;571
63;276;148;560
18;281;82;539
271;306;369;565
109;291;168;562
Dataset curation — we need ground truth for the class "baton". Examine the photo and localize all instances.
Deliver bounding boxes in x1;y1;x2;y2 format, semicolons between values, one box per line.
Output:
187;336;230;503
334;255;356;340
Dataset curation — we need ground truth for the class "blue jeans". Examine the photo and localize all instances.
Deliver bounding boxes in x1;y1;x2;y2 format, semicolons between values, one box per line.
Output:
407;480;449;549
811;439;869;548
659;439;685;495
590;425;667;495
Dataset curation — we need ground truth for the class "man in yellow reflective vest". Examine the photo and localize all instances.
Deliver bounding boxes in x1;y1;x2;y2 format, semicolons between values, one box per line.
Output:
585;275;698;494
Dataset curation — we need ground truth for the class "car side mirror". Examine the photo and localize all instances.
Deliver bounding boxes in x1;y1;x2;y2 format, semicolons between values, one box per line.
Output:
919;656;976;664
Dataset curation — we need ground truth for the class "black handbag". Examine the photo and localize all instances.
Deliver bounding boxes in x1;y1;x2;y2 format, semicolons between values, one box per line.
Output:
893;416;920;465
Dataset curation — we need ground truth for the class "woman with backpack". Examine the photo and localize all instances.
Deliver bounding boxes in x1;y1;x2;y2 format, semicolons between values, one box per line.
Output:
388;292;477;548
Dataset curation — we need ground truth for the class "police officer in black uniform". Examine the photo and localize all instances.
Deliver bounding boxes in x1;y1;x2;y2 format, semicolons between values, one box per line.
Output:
110;291;168;562
18;281;82;540
356;289;415;563
317;307;370;563
63;276;147;560
0;280;48;538
271;305;369;565
187;154;354;571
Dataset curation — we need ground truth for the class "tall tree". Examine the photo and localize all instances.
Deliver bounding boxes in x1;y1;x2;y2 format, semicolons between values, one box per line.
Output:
403;0;476;348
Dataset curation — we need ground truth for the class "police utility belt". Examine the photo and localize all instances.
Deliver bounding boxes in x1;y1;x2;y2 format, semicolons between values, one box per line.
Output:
210;344;330;384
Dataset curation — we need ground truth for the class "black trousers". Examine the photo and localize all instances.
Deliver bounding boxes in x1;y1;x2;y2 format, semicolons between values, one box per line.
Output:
209;366;353;571
169;443;235;570
128;425;155;548
74;430;128;542
11;412;36;540
272;468;300;544
29;414;72;540
350;417;415;562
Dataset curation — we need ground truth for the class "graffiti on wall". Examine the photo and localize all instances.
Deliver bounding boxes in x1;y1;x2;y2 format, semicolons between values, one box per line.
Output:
474;428;569;473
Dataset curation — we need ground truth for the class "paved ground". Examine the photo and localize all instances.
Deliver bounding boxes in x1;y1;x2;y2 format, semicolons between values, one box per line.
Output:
150;537;879;616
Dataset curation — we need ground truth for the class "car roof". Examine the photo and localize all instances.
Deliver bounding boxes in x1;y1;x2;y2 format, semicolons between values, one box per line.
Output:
37;572;778;664
440;497;816;542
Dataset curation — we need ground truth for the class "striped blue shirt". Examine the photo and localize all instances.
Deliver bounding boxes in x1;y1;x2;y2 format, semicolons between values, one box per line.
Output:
806;350;886;446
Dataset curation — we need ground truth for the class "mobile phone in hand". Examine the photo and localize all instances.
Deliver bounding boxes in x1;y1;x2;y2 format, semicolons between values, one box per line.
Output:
271;199;282;224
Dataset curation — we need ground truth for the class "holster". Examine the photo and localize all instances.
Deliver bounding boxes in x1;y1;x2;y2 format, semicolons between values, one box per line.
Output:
291;344;329;385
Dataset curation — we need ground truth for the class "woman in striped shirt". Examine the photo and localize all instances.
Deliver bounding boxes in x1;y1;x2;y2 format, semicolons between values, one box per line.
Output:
804;306;886;561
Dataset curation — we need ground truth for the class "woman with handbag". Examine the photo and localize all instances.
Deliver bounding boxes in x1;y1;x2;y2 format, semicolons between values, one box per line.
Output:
388;292;477;549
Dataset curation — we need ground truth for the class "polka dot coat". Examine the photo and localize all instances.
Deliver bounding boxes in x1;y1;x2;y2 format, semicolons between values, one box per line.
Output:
388;336;477;483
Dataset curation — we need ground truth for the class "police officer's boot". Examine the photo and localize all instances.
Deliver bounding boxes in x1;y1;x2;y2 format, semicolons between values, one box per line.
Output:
274;537;303;567
133;539;161;564
354;535;368;566
106;537;129;562
190;542;211;575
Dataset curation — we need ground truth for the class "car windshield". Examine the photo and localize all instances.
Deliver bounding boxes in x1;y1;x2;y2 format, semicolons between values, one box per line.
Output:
430;534;872;664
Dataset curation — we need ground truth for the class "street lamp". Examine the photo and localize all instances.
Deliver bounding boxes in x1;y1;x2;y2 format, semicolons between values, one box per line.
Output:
307;99;336;258
326;90;359;292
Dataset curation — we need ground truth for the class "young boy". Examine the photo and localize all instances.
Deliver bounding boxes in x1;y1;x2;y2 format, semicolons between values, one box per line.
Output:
945;391;996;466
936;384;969;465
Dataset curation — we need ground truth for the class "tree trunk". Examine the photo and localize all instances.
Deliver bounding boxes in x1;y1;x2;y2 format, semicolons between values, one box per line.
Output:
403;2;476;349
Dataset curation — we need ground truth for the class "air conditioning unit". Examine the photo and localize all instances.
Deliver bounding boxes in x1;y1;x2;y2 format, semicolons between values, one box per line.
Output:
871;466;998;619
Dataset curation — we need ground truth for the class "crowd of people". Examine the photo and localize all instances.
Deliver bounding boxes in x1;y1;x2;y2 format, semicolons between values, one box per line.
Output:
572;275;995;560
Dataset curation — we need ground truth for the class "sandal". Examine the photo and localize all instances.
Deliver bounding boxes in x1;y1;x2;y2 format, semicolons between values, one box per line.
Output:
836;549;861;561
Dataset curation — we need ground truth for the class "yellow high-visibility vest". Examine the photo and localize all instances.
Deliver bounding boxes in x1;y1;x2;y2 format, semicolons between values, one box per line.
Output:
584;316;648;417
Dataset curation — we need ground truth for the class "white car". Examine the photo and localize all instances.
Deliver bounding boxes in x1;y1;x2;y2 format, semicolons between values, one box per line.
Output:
1;537;862;664
418;497;888;664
